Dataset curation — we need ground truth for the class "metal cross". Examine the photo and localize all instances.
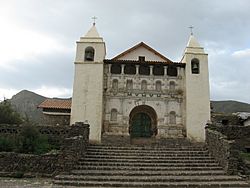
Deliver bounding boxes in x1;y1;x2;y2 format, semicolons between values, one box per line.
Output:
92;16;97;25
189;26;194;35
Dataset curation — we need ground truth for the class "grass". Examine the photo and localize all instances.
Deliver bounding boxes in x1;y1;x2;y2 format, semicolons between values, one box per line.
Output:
240;152;250;161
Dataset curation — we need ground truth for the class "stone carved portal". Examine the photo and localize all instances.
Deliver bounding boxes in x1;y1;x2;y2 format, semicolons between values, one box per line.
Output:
129;105;157;138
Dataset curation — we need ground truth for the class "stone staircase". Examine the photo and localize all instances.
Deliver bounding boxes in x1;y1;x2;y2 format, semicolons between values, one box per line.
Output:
54;143;249;187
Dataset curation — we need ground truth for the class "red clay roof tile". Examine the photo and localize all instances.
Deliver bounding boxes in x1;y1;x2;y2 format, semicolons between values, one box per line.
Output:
38;98;71;110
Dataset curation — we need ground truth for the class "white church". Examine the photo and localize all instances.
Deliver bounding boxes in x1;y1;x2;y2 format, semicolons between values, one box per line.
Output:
68;23;210;143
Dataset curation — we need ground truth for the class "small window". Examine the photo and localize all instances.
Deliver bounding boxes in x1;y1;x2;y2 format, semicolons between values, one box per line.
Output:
167;66;177;76
126;80;133;90
139;65;150;75
191;58;200;74
111;64;121;74
169;81;175;90
124;64;136;75
169;111;176;124
141;80;147;90
111;109;118;121
156;81;162;92
153;65;164;76
112;79;118;90
84;46;95;61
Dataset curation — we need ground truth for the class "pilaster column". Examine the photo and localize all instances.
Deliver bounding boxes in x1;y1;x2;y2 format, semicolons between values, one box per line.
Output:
121;64;125;75
108;64;111;74
164;66;167;76
136;65;139;75
150;65;154;76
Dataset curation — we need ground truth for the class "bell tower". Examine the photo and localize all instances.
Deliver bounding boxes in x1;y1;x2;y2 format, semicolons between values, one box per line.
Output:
70;23;106;142
181;34;210;142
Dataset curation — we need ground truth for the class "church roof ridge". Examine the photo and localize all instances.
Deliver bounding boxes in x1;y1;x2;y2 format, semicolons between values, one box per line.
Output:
112;42;172;63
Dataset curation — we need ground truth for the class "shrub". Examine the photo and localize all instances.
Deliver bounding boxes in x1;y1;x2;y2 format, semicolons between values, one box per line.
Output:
0;137;15;152
0;100;23;124
13;171;24;178
17;124;51;154
240;152;250;161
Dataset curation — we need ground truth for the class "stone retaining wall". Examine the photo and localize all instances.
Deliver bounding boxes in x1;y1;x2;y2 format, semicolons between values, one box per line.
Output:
0;122;89;177
206;128;239;175
0;122;88;146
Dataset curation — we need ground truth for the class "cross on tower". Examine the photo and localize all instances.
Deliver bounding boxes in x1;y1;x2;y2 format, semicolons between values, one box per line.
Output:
92;16;97;25
189;26;194;35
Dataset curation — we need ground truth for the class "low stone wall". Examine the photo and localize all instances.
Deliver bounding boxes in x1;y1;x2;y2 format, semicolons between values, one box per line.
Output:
206;128;239;175
0;122;89;177
0;122;88;146
42;113;70;126
0;152;59;177
207;124;250;140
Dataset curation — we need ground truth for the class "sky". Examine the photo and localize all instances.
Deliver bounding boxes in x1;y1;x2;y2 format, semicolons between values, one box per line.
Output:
0;0;250;103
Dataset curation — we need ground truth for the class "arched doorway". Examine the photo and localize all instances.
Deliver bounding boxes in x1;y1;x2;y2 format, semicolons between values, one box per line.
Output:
129;105;157;138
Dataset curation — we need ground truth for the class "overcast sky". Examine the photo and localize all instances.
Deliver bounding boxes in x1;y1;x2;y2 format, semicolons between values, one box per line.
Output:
0;0;250;103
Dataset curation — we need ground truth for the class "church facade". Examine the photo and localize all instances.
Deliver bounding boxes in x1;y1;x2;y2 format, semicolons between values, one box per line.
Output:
70;24;210;143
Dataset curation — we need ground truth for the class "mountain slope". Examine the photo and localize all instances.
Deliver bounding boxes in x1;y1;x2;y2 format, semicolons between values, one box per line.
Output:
8;90;250;124
9;90;46;124
211;100;250;114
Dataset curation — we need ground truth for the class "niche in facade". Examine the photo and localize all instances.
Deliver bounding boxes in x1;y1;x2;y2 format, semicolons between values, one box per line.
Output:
169;81;175;90
110;109;118;121
84;46;95;61
169;111;176;124
153;65;164;76
124;64;136;75
126;80;133;90
155;81;162;91
111;64;121;74
112;79;118;90
141;80;147;90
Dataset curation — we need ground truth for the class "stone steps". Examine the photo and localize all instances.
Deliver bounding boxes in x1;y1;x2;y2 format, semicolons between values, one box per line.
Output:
53;180;249;187
78;162;219;167
86;150;209;155
88;145;206;151
83;155;214;160
53;143;249;187
54;175;243;182
71;169;227;176
75;165;223;171
86;151;210;156
82;158;217;163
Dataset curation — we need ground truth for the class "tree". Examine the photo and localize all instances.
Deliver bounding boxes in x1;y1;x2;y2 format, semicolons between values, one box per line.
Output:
0;100;23;124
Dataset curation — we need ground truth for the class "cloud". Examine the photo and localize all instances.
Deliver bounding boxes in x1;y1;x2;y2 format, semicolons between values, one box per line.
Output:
34;86;72;98
232;49;250;59
1;0;250;104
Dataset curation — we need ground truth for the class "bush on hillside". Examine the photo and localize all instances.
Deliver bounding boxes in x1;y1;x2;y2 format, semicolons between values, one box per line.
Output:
0;137;15;152
0;123;54;155
0;100;23;124
17;124;51;154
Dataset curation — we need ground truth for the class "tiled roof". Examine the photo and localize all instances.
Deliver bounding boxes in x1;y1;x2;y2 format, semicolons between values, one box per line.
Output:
38;98;72;110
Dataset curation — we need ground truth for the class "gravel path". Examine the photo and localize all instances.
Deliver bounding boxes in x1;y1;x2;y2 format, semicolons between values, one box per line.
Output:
0;177;53;188
0;177;100;188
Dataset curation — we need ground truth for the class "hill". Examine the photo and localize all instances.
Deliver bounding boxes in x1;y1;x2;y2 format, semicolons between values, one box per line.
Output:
7;90;250;124
211;100;250;114
9;90;46;124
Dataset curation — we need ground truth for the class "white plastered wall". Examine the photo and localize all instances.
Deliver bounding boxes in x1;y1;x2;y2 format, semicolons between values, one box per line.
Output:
183;53;210;142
